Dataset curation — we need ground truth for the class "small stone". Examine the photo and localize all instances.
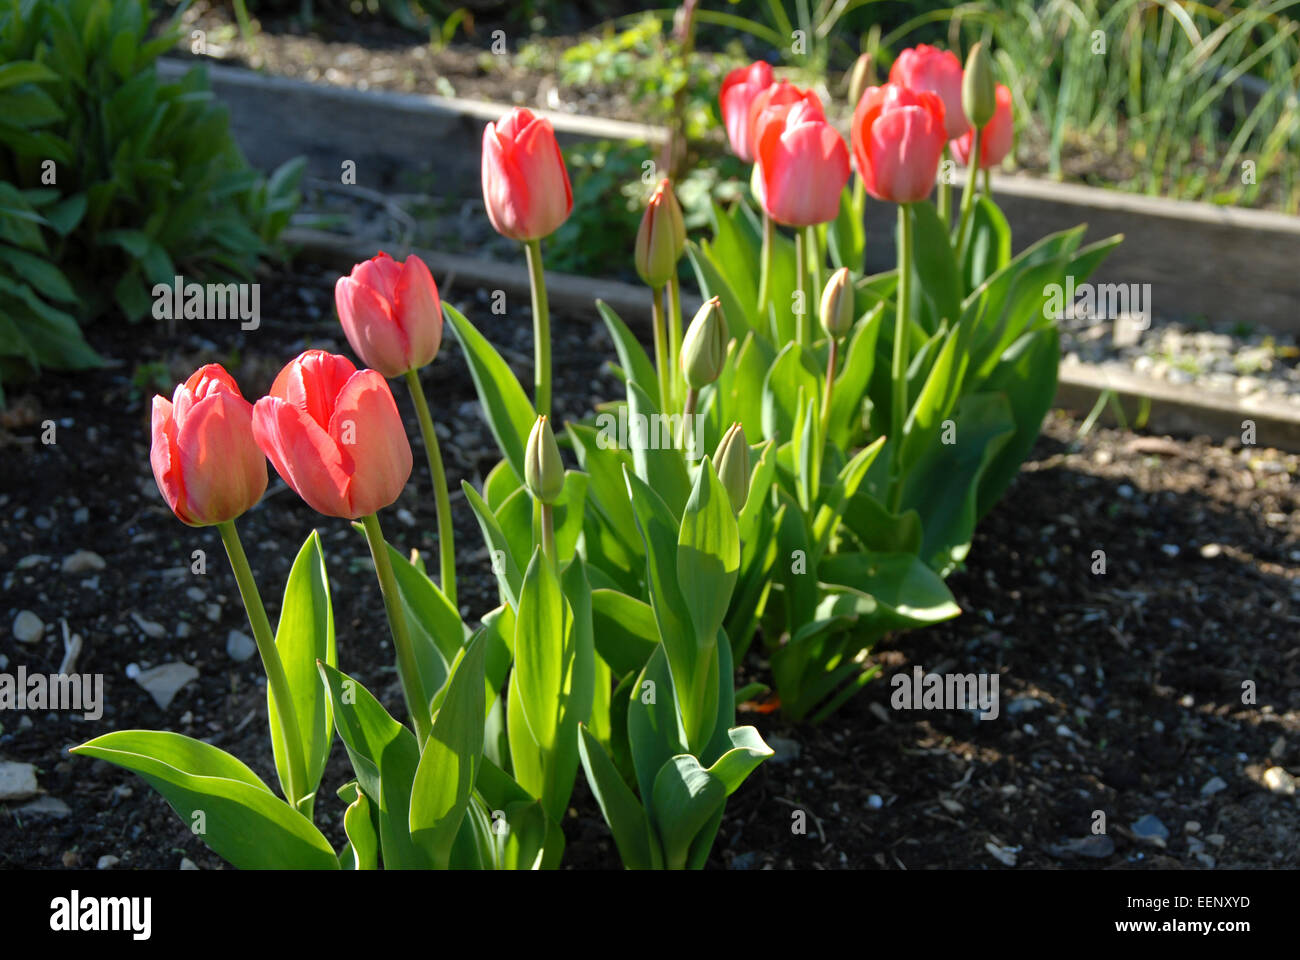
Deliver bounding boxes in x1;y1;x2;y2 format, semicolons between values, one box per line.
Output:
1194;852;1216;869
176;621;191;639
12;610;44;644
179;858;199;871
133;662;199;710
867;794;883;810
62;550;106;573
185;587;205;603
1271;736;1287;760
868;702;891;724
16;554;49;570
1007;697;1041;714
1206;833;1225;847
0;761;39;801
1131;814;1169;842
985;841;1018;866
205;603;221;623
1046;835;1114;859
130;613;166;640
61;851;79;868
1201;776;1228;797
124;662;141;680
1185;821;1201;833
767;736;801;764
396;508;417;528
1160;544;1180;558
1262;766;1296;796
96;855;120;870
16;796;71;818
226;630;256;663
1199;543;1223;559
73;507;89;524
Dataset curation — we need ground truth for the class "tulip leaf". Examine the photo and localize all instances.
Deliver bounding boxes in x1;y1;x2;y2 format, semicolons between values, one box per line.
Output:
962;194;1012;291
71;731;338;870
578;724;659;870
626;644;686;804
590;588;658;677
341;785;378;870
444;303;536;483
817;552;963;629
317;662;429;869
625;379;692;521
596;299;661;411
383;537;470;695
761;340;821;445
811;436;886;559
690;238;753;343
268;529;335;816
827;303;883;449
567;422;641;558
676;457;739;674
410;631;488;869
513;547;571;751
483;457;523;512
462;479;523;610
842;491;923;555
899;321;971;473
906;200;961;332
705;725;774;797
650;755;727;871
722;332;774;444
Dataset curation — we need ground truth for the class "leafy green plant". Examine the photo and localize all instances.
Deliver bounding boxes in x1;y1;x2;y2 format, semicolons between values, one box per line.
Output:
0;0;304;402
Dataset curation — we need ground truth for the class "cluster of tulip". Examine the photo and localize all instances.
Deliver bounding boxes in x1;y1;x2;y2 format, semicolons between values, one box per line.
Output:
73;39;1118;870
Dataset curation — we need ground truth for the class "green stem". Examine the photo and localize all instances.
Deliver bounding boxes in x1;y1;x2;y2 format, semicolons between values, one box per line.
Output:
889;203;913;513
795;228;808;346
680;386;699;458
805;225;822;324
524;238;551;419
668;273;684;408
361;512;432;747
938;144;953;225
403;369;456;610
757;210;773;325
982;167;992;197
651;284;671;409
218;521;308;809
540;502;556;569
955;127;983;261
820;335;839;443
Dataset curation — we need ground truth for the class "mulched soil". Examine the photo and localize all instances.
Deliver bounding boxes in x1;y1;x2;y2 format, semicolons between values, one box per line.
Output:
2;262;1297;870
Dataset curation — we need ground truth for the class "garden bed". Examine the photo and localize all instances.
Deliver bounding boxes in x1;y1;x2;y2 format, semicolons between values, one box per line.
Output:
3;260;1297;869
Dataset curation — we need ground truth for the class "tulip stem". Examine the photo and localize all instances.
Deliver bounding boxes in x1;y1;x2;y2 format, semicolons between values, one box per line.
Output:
681;386;699;458
758;211;773;327
820;335;839;443
668;273;684;407
806;225;822;323
938;145;953;225
540;502;556;568
524;239;552;419
403;369;457;610
795;229;808;346
361;512;432;747
651;284;672;409
217;520;309;811
889;203;913;513
955;127;982;262
982;167;992;197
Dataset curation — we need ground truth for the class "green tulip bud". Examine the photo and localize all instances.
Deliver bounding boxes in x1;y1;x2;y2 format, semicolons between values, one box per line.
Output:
680;296;729;389
525;415;564;504
847;51;875;110
634;179;686;289
963;42;996;130
713;422;750;514
819;267;855;339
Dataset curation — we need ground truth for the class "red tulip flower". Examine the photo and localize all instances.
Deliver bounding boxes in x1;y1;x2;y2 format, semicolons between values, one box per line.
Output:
481;107;573;242
851;83;947;204
755;100;851;227
335;252;442;379
951;84;1014;169
150;364;267;527
747;81;823;161
719;61;774;162
888;44;968;141
253;350;412;519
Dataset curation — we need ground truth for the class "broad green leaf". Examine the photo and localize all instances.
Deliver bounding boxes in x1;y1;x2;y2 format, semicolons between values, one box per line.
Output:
597;300;660;410
578;725;658;870
444;303;535;482
71;731;337;870
590;589;659;676
762;341;821;444
626;379;692;520
675;459;739;700
341;787;378;870
650;755;727;871
705;726;774;796
962;194;1012;291
410;632;488;868
626;645;686;803
462;480;523;610
513;548;571;750
827;304;883;449
690;239;752;343
269;530;335;813
908;200;961;331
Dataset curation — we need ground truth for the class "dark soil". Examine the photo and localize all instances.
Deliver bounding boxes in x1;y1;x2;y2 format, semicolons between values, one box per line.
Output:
2;262;1297;870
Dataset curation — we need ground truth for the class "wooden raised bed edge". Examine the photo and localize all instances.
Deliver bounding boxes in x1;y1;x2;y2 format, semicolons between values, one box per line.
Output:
288;227;1300;452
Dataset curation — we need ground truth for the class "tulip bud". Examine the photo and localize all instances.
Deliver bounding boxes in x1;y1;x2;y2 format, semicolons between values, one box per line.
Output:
819;268;855;339
680;296;729;389
847;52;875;110
525;415;564;505
713;423;750;515
635;179;686;289
962;42;996;130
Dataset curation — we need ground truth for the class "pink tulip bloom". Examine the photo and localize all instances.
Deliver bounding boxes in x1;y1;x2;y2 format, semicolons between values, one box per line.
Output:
889;44;969;140
719;61;775;162
851;83;947;204
951;84;1014;169
481;107;573;242
755;100;850;227
335;251;442;379
253;350;412;519
150;364;267;526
